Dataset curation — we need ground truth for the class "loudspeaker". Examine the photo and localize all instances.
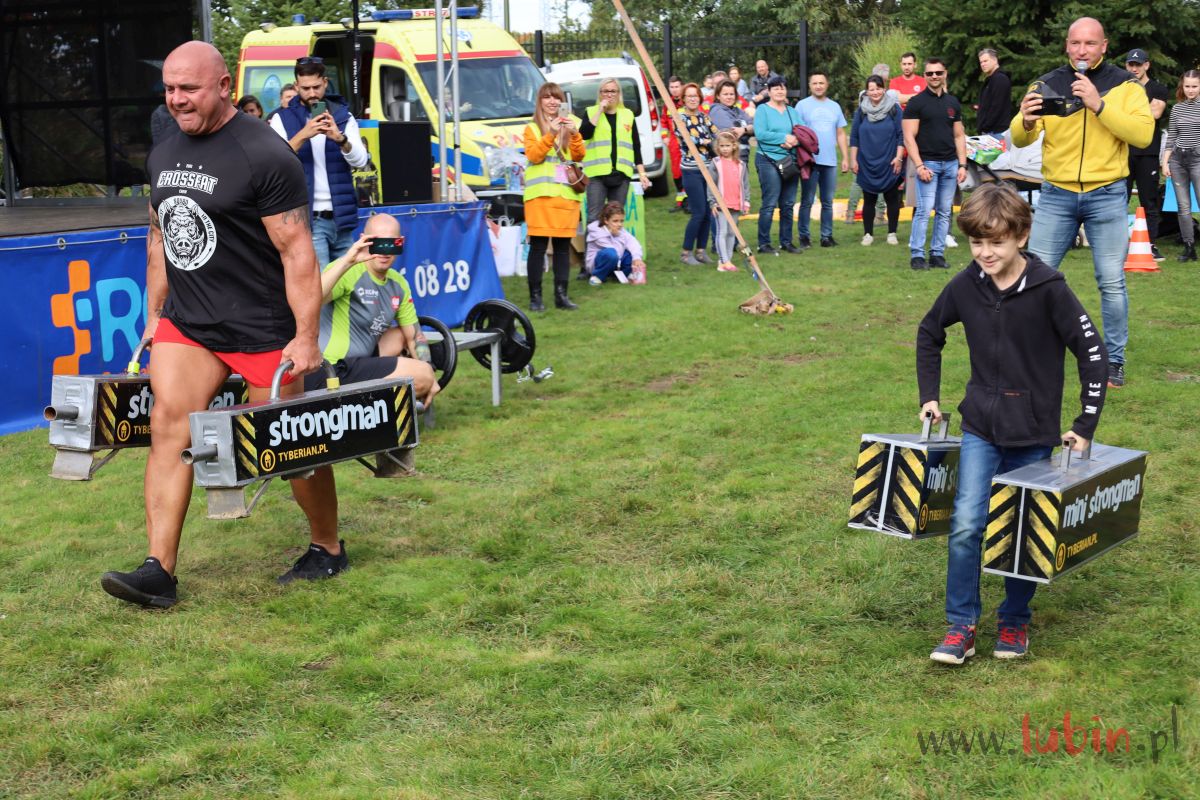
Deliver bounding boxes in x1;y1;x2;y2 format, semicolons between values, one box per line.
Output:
378;121;434;203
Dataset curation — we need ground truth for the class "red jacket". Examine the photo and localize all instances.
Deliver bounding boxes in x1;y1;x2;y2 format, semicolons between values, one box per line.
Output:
791;125;820;180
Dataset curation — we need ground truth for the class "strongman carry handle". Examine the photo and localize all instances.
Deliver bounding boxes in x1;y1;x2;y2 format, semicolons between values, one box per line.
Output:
270;359;339;400
1059;439;1093;470
125;339;152;376
919;411;953;442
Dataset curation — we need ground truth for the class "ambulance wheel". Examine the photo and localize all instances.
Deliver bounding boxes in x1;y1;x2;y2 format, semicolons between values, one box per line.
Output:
462;299;536;374
418;315;457;390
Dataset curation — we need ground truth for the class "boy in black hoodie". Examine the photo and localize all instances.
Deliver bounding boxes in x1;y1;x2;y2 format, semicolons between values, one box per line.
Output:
916;183;1108;664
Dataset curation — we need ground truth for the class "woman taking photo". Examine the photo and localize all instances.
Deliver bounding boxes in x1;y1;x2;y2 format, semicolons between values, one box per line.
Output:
753;75;802;254
523;82;586;310
708;79;754;165
1163;69;1200;262
848;75;905;246
674;82;720;265
580;78;651;224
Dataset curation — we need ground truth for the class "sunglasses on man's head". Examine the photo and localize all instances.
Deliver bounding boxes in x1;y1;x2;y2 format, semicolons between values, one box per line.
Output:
296;56;324;66
925;70;946;77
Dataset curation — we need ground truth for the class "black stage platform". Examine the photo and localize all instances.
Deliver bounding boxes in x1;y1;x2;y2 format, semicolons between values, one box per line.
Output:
0;201;148;238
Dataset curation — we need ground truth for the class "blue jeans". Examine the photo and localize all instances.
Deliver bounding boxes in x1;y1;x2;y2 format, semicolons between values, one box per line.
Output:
946;432;1052;627
592;247;632;282
1027;180;1129;365
755;151;799;248
312;215;355;268
798;163;838;241
909;159;958;258
681;168;711;251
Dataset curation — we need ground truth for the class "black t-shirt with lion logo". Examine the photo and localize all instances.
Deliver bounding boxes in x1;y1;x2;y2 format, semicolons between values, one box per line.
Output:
149;112;309;352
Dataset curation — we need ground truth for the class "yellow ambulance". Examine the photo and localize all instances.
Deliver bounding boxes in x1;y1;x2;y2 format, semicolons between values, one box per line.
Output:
236;7;544;193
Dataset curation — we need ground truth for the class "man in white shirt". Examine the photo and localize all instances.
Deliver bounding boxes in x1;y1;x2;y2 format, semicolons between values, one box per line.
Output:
270;56;369;265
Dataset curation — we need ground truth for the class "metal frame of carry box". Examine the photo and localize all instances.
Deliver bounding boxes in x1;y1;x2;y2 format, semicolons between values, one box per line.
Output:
982;442;1148;584
849;414;962;540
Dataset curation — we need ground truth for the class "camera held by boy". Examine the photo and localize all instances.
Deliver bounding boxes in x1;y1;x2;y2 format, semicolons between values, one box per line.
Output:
915;183;1108;664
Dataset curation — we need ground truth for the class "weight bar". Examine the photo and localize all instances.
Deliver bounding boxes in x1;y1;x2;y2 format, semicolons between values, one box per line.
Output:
182;360;420;519
45;339;247;480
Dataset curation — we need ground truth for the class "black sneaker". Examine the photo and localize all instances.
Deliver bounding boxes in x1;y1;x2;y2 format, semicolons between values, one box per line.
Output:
796;237;812;250
910;256;928;271
277;541;349;584
820;237;838;247
929;254;949;269
758;244;779;255
1151;244;1165;262
100;557;177;608
782;242;804;254
1107;362;1125;388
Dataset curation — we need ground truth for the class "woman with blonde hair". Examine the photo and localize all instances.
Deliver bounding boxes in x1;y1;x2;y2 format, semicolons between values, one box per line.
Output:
523;82;587;310
580;78;651;224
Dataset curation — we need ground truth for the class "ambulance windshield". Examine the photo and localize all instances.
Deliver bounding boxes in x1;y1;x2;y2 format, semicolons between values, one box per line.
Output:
415;56;545;121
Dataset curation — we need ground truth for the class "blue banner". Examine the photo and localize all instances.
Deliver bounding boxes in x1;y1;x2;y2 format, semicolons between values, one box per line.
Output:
0;201;499;435
356;202;502;328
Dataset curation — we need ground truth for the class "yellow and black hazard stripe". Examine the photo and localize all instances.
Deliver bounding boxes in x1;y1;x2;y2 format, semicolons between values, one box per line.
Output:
983;484;1019;571
849;440;886;522
1021;489;1061;579
234;413;260;479
96;382;118;445
394;386;415;446
889;448;926;534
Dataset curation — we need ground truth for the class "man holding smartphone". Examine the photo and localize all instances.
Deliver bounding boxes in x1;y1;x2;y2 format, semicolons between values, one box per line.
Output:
271;56;369;266
306;213;440;408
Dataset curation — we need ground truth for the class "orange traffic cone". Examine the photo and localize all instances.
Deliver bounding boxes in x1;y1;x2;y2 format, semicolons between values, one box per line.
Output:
1124;207;1160;272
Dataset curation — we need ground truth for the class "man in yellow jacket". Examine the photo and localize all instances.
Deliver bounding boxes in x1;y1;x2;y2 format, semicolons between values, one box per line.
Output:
1011;17;1153;388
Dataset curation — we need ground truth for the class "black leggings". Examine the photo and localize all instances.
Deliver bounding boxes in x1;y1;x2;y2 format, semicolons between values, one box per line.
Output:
527;235;571;287
862;186;901;236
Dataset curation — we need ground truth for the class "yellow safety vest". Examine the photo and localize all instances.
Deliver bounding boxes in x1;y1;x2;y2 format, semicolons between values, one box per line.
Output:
582;106;635;179
523;118;584;201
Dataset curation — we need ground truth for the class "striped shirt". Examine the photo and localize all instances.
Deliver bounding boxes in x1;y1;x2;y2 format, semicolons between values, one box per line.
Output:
1164;99;1200;150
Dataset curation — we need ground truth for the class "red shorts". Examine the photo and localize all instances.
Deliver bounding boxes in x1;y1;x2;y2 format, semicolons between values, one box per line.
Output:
153;318;295;389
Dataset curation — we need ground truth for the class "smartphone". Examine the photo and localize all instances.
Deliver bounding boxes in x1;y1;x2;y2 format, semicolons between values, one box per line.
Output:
368;236;404;255
309;100;327;118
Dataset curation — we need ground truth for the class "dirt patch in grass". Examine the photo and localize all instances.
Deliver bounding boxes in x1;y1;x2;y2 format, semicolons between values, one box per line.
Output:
1165;371;1199;383
646;370;701;392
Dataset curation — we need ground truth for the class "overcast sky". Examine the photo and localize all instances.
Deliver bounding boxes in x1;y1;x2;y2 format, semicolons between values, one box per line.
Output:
483;0;592;34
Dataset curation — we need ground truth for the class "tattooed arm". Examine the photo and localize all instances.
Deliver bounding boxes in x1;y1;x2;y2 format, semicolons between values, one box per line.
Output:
143;202;167;343
262;204;323;376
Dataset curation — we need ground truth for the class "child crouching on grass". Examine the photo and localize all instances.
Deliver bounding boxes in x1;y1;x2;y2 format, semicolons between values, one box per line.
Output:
916;183;1108;665
707;130;751;272
585;201;645;285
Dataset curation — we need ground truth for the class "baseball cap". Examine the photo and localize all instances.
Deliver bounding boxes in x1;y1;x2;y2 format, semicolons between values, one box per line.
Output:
766;75;787;88
1125;49;1149;64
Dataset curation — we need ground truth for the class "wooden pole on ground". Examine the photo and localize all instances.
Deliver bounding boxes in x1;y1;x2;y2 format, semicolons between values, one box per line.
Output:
608;0;786;309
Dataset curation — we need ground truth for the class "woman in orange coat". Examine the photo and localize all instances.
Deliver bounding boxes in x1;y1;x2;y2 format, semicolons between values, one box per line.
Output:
523;82;586;311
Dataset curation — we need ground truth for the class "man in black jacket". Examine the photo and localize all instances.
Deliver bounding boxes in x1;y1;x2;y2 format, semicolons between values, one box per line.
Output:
916;184;1108;665
975;49;1012;137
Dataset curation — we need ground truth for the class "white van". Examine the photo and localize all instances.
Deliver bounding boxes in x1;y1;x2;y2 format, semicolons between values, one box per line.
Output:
543;55;669;196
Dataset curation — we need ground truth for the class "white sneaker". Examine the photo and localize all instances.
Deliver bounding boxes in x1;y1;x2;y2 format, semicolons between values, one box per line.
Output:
861;233;873;246
886;233;899;245
588;276;602;286
945;234;958;248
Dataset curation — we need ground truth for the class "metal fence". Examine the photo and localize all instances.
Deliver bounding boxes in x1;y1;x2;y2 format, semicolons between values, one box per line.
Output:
523;24;869;106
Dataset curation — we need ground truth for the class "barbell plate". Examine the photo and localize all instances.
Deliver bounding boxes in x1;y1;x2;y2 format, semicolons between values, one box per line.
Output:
418;315;458;390
462;298;537;374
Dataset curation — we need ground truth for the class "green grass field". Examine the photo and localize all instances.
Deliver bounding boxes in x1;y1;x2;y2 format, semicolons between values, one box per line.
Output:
1;183;1198;799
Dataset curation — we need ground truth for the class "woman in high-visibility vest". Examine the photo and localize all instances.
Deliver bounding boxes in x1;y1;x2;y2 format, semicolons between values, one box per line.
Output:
523;82;587;311
580;78;651;225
